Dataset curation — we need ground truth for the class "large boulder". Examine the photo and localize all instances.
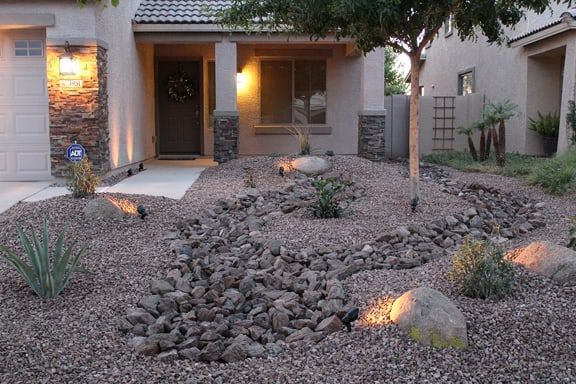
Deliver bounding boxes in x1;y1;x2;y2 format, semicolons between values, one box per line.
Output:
83;196;131;220
508;241;576;286
390;287;468;349
291;156;331;176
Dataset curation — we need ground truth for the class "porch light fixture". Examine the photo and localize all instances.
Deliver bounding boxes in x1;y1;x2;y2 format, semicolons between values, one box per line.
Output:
59;41;80;77
236;72;247;88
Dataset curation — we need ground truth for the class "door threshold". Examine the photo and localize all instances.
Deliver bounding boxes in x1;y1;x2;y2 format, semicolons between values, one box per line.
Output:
157;154;200;160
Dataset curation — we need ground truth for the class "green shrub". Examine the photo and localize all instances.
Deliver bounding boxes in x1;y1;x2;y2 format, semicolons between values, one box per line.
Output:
527;149;576;195
567;100;576;146
450;237;515;300
325;150;335;157
423;151;540;177
0;220;88;299
311;177;348;218
529;111;560;138
67;157;100;198
569;217;576;250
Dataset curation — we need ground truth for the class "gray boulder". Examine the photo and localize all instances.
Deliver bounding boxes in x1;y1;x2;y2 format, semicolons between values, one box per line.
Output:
291;156;331;176
390;287;467;349
509;241;576;286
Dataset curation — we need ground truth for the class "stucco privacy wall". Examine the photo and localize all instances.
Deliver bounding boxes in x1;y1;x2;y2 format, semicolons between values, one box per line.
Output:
419;3;572;155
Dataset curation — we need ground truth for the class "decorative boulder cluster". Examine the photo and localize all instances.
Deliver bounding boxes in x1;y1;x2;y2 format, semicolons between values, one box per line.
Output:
121;166;547;362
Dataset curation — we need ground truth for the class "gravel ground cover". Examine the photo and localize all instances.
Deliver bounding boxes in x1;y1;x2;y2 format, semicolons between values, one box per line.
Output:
0;156;574;383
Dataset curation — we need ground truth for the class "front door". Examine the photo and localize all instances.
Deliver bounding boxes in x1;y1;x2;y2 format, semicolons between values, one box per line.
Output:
157;60;201;156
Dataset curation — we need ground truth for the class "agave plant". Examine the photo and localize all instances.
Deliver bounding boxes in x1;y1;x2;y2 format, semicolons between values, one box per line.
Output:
0;220;88;299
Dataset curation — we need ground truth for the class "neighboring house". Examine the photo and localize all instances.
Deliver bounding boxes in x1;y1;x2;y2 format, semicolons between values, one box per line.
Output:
419;4;576;156
0;0;386;181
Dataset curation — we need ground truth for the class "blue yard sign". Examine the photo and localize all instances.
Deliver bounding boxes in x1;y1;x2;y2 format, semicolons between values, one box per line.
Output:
66;142;86;162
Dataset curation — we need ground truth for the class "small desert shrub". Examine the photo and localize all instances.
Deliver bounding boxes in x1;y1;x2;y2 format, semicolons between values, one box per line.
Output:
67;157;100;198
0;220;88;299
288;126;311;155
311;177;349;218
450;237;515;300
325;150;335;157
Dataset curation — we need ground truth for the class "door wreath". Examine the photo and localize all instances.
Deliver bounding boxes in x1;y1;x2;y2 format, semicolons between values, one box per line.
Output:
167;71;195;103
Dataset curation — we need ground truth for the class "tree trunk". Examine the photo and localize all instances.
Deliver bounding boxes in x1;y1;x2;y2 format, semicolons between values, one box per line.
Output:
497;119;506;167
479;130;486;161
486;128;492;159
491;125;499;159
409;54;421;208
468;136;478;161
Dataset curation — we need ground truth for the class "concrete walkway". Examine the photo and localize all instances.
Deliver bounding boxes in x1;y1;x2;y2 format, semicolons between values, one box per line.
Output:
0;158;217;214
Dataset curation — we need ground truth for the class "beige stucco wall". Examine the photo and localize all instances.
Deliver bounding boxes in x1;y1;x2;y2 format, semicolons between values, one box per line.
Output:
1;0;97;39
95;0;156;168
419;3;574;155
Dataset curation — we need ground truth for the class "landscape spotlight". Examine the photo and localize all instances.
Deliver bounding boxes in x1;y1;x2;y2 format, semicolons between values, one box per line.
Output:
127;169;133;177
278;166;285;178
137;205;148;220
139;163;145;172
341;307;359;332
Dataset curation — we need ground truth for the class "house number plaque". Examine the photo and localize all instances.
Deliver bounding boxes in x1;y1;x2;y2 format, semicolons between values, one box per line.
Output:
60;79;83;89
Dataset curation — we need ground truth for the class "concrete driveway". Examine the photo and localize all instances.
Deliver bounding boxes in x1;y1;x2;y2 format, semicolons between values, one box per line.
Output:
0;158;217;215
0;181;52;214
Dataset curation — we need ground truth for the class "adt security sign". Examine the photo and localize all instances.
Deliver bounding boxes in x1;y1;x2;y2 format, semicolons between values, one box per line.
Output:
66;143;86;162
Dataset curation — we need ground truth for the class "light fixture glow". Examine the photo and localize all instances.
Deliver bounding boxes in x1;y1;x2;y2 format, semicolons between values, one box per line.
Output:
59;41;80;77
236;72;247;88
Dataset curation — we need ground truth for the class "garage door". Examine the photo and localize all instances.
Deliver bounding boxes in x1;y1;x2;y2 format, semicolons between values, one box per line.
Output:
0;29;51;181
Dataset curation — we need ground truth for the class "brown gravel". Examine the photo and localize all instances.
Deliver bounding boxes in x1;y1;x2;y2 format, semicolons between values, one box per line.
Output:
0;156;575;383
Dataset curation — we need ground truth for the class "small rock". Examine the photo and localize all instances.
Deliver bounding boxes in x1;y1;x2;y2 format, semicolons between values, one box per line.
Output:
315;315;343;334
150;280;174;295
291;156;331;176
221;343;248;363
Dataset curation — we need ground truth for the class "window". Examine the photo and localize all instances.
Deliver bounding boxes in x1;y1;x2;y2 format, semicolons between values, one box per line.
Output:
458;69;474;96
444;15;454;37
261;60;326;124
14;40;43;57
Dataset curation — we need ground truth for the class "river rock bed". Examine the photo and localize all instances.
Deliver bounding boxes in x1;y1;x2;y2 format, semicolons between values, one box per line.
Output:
122;167;546;363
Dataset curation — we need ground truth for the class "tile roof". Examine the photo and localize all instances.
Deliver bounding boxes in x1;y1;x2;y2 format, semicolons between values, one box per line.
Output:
134;0;232;24
508;7;576;44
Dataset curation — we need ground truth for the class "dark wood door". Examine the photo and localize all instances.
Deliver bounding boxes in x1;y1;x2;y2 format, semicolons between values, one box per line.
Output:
157;60;201;155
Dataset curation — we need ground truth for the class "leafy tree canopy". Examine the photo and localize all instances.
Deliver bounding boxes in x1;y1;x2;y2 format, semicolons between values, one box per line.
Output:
385;48;408;96
220;0;572;56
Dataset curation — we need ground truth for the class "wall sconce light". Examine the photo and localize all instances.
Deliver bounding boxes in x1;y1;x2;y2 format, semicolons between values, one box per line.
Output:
59;41;80;77
236;72;247;88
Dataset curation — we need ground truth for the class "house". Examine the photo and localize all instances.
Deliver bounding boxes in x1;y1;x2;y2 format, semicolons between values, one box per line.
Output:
0;0;387;182
419;4;576;156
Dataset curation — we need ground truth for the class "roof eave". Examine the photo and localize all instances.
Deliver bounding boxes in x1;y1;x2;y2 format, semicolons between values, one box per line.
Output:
509;21;576;47
133;23;235;33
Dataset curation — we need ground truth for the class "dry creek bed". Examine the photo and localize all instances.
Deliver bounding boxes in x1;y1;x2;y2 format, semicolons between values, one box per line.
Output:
0;156;575;383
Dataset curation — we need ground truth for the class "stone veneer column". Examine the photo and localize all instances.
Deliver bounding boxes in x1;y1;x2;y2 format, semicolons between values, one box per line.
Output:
47;43;110;177
214;40;239;163
213;111;239;163
358;111;387;161
358;48;387;161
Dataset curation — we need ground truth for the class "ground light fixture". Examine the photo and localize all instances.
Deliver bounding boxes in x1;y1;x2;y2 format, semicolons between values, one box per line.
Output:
137;205;148;220
59;41;80;77
139;163;145;172
127;168;133;177
278;166;285;178
341;307;359;332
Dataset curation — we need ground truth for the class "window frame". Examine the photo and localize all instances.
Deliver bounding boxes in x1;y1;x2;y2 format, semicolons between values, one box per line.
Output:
13;39;44;58
457;68;475;96
259;58;327;126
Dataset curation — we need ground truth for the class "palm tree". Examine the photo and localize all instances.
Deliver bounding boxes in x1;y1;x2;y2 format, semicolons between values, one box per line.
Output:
485;100;518;167
483;112;499;160
472;121;487;161
457;126;478;161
